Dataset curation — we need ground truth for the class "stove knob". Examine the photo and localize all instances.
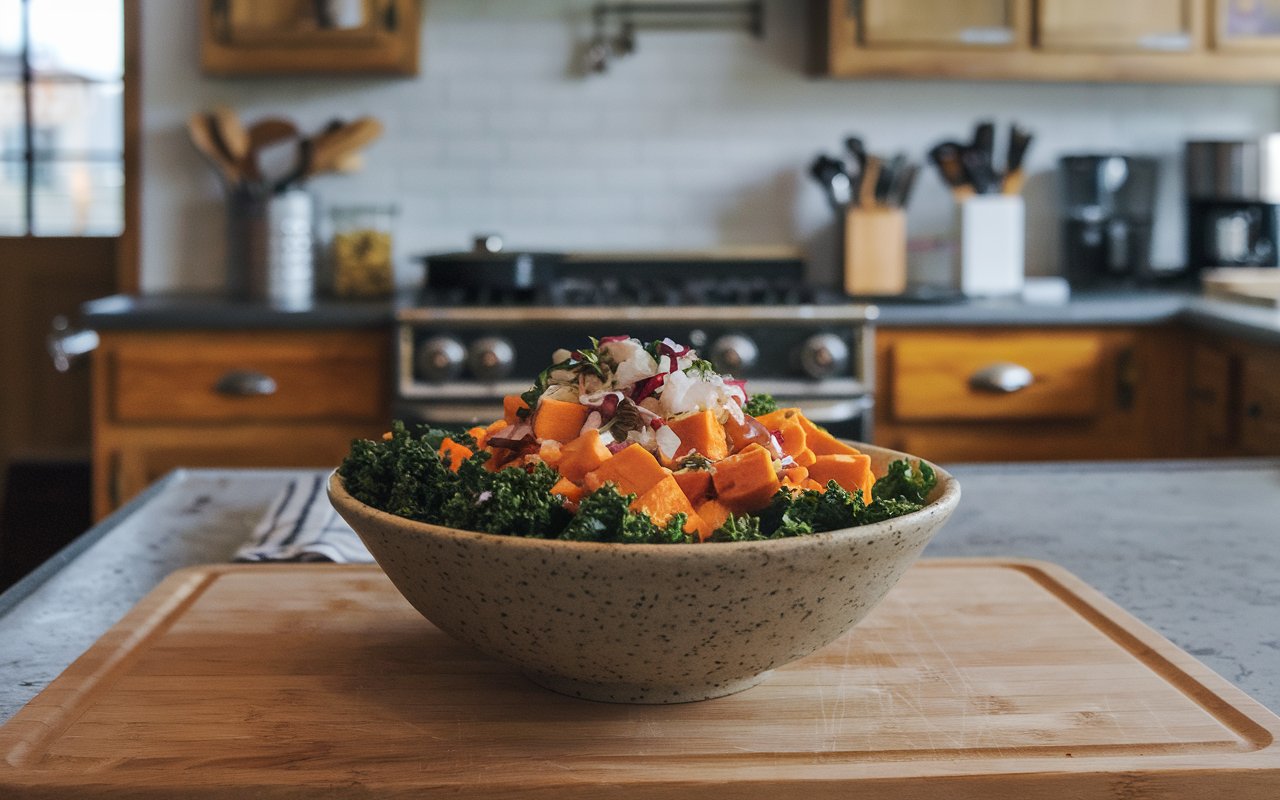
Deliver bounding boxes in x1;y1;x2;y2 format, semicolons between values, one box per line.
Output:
799;333;850;380
467;336;516;382
710;334;758;375
417;336;466;383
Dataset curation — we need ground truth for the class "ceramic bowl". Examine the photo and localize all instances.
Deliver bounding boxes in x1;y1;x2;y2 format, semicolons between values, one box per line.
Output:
328;442;959;704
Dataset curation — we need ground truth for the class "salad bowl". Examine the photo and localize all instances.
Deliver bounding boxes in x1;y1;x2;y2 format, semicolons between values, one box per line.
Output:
328;441;959;704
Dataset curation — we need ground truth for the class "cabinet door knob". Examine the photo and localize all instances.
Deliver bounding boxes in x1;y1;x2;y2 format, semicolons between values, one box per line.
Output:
969;362;1034;394
215;370;278;397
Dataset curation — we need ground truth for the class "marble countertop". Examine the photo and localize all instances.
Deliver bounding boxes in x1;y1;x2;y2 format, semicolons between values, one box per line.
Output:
2;460;1278;723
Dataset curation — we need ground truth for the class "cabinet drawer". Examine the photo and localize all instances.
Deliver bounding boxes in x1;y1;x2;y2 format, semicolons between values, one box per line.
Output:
109;331;388;424
889;332;1105;422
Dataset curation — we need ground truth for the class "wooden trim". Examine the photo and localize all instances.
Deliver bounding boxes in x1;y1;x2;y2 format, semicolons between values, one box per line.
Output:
116;0;141;293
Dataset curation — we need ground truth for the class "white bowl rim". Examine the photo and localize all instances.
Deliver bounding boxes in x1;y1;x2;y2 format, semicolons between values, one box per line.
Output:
328;441;960;557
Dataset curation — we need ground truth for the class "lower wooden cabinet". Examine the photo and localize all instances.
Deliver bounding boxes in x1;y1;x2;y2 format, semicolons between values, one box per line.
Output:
1189;334;1280;457
874;326;1191;463
92;329;391;518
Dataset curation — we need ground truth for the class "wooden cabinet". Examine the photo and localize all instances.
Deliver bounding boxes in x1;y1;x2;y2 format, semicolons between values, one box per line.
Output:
1035;0;1194;52
92;329;391;518
1190;333;1280;455
813;0;1278;82
200;0;421;76
874;326;1189;463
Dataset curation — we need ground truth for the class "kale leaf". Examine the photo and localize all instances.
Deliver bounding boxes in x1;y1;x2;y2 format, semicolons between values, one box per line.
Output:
560;483;694;544
708;513;764;542
743;393;778;416
872;459;937;505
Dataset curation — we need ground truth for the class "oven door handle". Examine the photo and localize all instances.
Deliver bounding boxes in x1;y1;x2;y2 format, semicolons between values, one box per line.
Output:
782;396;872;425
414;404;508;426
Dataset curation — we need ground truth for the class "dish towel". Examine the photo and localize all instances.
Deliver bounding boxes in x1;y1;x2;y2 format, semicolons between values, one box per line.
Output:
234;474;374;563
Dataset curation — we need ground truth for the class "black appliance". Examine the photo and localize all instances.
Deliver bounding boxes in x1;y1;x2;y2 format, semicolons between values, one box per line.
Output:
1186;139;1280;269
397;249;876;442
1059;155;1159;286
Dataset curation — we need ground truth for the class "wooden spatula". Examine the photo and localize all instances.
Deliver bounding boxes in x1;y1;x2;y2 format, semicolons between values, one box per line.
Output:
307;117;383;178
209;106;249;168
242;117;298;183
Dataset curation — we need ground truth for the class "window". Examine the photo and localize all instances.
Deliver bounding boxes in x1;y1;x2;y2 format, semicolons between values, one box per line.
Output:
0;0;123;236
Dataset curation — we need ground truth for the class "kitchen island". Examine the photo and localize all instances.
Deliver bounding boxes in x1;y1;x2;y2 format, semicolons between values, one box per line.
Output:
2;459;1278;723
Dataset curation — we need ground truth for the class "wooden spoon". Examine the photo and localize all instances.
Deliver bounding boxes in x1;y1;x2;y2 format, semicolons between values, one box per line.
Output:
186;112;239;186
209;106;249;167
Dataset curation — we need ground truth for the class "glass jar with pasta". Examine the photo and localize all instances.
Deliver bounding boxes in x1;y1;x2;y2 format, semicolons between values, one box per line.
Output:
328;204;397;298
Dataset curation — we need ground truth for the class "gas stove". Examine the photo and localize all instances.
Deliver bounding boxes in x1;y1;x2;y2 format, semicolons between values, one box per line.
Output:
394;253;878;439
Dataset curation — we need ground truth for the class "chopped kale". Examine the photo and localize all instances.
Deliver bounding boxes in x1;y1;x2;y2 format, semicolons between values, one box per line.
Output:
708;513;764;542
743;393;778;416
872;459;937;506
559;483;693;544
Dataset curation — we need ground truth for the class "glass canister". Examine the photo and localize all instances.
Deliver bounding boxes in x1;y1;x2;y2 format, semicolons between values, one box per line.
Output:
328;204;397;298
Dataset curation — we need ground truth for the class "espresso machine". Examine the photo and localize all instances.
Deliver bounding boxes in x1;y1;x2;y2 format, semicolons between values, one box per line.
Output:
1059;154;1159;286
1185;138;1280;269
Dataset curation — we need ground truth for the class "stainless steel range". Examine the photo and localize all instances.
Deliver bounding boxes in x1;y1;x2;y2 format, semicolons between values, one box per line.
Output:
394;252;878;439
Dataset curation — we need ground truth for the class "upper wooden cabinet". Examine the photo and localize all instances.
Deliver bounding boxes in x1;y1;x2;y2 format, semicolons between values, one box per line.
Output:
813;0;1280;82
200;0;421;76
1035;0;1194;53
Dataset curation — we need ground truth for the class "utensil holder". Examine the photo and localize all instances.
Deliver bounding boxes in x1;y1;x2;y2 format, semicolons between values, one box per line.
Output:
227;187;317;309
956;194;1024;297
842;207;907;296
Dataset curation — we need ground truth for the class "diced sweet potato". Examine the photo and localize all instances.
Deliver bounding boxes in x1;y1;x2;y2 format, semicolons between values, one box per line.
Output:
503;394;529;423
437;437;473;472
794;412;864;457
666;409;729;461
781;465;809;484
558;429;612;483
551;476;584;509
466;426;489;449
531;398;591;443
583;443;670;497
538;440;563;468
673;468;713;505
752;408;792;430
632;475;707;539
711;443;781;514
807;454;874;504
694;498;732;534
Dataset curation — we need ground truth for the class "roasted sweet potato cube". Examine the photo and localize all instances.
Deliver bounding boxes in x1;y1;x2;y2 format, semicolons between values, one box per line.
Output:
532;398;591;443
673;468;713;504
631;475;707;539
503;394;529;423
694;498;732;534
583;443;669;497
711;443;781;514
807;454;874;504
666;409;729;461
551;476;584;508
558;429;612;483
437;437;473;472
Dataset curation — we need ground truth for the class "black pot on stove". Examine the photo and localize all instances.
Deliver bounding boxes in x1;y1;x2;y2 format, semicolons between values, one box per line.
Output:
420;235;564;292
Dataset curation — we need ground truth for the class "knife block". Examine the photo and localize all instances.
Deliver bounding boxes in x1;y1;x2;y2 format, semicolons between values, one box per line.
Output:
843;207;907;296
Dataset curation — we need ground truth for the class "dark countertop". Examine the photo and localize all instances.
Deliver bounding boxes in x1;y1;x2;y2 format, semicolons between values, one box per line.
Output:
2;460;1278;724
79;289;1280;346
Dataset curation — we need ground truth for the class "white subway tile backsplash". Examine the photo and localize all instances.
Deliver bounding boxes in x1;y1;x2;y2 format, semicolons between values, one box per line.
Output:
142;0;1280;291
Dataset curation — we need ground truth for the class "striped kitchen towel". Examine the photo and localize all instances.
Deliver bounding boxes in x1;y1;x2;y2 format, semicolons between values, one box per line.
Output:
234;474;373;563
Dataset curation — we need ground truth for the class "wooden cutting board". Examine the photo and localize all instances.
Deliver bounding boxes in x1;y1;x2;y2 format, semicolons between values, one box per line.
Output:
2;560;1277;798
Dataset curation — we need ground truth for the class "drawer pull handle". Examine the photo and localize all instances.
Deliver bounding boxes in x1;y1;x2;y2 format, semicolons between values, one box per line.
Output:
969;362;1034;394
215;370;278;397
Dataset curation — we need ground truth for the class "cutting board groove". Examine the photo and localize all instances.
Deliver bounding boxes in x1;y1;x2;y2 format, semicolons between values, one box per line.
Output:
2;559;1278;799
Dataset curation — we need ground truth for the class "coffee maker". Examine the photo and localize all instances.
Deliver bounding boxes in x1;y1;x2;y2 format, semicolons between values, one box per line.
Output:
1059;155;1159;287
1185;138;1280;269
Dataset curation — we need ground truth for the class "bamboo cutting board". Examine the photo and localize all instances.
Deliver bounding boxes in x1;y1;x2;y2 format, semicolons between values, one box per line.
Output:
1;560;1277;799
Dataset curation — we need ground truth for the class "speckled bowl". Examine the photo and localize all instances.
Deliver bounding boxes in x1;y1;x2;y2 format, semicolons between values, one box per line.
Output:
328;442;959;704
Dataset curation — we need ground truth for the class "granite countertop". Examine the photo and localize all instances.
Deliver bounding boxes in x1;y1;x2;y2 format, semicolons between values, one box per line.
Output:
2;460;1278;724
79;289;1280;346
